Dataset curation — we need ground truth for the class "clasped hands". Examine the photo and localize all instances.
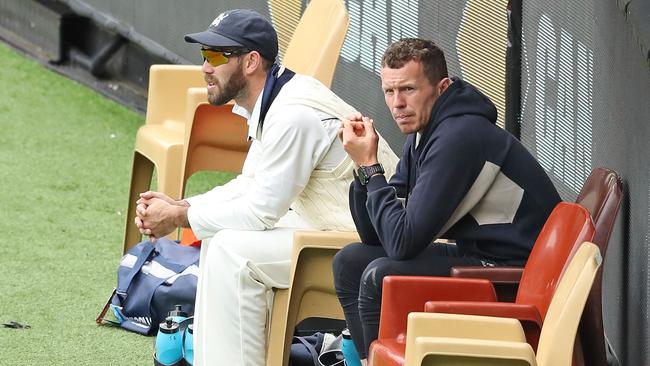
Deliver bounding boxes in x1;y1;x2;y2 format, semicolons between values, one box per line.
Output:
338;112;379;167
134;191;189;241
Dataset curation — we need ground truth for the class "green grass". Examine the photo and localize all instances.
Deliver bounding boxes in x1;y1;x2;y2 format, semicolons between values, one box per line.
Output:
0;42;233;365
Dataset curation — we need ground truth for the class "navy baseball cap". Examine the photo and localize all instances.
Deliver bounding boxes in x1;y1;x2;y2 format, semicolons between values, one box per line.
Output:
184;9;278;61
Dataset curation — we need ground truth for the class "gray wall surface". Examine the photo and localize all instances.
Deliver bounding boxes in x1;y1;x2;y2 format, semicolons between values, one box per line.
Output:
66;0;270;64
520;0;650;364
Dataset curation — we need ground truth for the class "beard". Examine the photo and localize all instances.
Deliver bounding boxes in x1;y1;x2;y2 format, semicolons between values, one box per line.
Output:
208;63;248;106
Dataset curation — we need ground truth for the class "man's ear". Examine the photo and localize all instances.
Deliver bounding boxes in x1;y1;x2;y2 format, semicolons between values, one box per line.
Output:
437;77;451;95
243;51;262;75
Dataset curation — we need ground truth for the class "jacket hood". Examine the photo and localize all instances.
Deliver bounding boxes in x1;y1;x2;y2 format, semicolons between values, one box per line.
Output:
420;77;498;140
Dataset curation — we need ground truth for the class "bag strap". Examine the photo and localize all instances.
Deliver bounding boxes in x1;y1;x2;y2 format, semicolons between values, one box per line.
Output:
115;272;168;335
117;312;154;334
117;241;156;295
295;336;320;365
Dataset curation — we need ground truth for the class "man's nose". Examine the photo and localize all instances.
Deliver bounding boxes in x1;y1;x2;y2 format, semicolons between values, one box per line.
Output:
201;59;213;73
391;92;406;109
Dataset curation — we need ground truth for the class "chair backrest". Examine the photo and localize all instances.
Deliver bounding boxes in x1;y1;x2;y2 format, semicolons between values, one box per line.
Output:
145;65;204;126
574;167;622;366
282;0;349;87
576;168;623;252
536;242;602;366
182;102;250;183
516;202;595;319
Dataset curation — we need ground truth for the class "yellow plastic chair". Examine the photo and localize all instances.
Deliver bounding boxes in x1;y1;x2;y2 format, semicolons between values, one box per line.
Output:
403;242;602;366
266;230;360;366
123;65;206;252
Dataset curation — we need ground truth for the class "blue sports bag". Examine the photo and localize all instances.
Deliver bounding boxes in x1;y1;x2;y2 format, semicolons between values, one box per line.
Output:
97;238;200;335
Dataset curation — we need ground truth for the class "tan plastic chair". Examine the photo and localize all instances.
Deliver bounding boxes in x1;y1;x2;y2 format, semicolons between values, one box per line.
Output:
281;0;349;87
403;242;602;366
123;65;206;252
266;230;360;366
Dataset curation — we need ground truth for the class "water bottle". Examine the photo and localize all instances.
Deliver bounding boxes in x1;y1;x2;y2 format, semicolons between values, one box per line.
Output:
168;304;189;324
154;317;183;365
184;323;194;365
341;328;362;366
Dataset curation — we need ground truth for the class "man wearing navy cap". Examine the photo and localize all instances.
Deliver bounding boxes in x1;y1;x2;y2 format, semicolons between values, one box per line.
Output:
135;9;398;366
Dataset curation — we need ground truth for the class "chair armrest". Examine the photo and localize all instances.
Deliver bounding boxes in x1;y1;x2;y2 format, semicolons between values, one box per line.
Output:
424;301;543;349
450;266;523;302
292;230;360;252
289;230;360;282
378;276;498;340
408;337;535;366
405;313;533;366
407;312;526;342
450;266;524;284
424;301;542;326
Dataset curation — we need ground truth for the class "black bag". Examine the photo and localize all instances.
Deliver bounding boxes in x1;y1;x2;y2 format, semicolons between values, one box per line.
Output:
290;332;326;366
289;332;344;366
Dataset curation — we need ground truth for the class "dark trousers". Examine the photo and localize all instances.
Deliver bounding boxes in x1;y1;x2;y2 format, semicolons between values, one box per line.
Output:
332;242;502;359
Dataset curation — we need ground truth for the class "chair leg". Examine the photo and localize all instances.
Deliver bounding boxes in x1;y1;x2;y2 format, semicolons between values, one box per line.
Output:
266;289;290;366
123;151;153;253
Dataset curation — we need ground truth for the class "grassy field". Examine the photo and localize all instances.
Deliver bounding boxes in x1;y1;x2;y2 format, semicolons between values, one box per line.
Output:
0;42;232;365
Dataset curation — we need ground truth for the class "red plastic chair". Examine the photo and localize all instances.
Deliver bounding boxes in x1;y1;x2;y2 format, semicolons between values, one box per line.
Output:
572;168;622;366
368;202;595;366
450;168;622;366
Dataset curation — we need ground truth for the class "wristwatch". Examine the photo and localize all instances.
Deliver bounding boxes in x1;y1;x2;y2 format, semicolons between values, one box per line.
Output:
357;163;385;186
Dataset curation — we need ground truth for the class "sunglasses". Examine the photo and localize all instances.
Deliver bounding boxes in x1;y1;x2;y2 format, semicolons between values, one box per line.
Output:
200;48;249;67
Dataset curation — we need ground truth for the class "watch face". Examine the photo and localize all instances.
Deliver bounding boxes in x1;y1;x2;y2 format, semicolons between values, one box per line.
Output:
358;167;369;185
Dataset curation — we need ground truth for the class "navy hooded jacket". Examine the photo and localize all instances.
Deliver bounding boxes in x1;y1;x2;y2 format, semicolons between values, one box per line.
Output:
350;78;561;263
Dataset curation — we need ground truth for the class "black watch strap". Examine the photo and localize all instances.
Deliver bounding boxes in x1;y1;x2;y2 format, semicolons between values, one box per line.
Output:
358;163;385;186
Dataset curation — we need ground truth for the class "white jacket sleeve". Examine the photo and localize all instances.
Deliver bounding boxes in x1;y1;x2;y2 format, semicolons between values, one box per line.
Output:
186;104;333;239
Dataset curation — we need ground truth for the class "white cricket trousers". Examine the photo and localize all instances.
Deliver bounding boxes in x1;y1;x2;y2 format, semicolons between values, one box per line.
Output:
193;211;313;366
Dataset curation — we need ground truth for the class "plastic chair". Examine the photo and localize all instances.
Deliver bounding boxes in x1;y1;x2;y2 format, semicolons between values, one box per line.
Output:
403;242;602;366
265;230;360;366
450;168;622;366
368;202;595;366
122;65;206;252
181;95;250;186
280;0;349;87
573;168;622;366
